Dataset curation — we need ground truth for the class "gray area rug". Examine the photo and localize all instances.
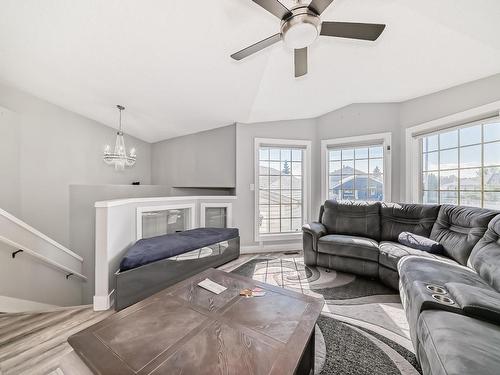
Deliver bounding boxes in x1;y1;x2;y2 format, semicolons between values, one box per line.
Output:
230;255;421;375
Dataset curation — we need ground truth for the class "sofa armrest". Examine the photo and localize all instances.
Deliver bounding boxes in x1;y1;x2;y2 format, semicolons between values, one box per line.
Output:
302;222;327;251
446;283;500;325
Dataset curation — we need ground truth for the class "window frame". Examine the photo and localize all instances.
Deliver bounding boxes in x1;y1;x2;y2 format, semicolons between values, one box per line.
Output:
254;138;312;242
405;101;500;204
200;202;233;228
136;203;196;240
321;132;392;202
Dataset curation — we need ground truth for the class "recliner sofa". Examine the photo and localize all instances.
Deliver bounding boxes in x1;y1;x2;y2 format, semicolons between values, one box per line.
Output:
303;200;500;375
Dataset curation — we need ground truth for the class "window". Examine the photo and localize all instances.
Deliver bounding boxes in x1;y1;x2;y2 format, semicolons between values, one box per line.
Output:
420;119;500;209
322;133;391;202
200;203;232;228
255;138;311;241
136;204;195;240
327;145;385;201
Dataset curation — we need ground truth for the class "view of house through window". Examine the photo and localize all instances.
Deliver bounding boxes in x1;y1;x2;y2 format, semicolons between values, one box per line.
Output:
421;120;500;209
258;146;304;235
327;145;384;201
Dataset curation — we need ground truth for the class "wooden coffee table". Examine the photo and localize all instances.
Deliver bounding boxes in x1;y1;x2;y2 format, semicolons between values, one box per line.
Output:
69;268;324;375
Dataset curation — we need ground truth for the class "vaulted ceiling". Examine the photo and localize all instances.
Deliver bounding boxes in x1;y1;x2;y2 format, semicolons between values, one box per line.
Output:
1;0;500;142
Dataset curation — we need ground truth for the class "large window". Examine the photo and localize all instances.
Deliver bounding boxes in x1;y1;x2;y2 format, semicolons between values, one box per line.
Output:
421;119;500;209
322;133;391;202
255;139;310;240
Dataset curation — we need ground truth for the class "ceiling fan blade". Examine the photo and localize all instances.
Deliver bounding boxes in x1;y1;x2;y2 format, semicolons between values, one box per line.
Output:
252;0;291;20
308;0;335;15
320;21;386;41
294;48;307;78
231;33;282;60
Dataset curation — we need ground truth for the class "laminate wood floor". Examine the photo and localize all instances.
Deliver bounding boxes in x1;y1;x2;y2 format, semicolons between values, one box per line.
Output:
0;255;262;375
0;305;112;375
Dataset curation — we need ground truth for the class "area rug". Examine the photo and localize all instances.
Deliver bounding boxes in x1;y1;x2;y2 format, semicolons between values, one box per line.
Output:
228;254;421;375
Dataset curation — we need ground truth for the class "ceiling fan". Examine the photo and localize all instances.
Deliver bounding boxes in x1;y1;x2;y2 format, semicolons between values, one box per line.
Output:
230;0;386;77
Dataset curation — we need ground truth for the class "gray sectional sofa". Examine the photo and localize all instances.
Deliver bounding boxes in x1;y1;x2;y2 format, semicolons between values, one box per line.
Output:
303;200;500;375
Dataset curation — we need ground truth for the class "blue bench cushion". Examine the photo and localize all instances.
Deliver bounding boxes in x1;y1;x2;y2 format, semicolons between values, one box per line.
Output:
120;227;239;271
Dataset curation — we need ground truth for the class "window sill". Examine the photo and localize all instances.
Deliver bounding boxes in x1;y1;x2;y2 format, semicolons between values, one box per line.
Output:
256;232;302;242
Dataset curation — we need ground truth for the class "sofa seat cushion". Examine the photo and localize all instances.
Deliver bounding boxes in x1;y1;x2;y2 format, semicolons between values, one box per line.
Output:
417;310;500;375
321;200;381;240
430;204;497;265
381;203;440;242
317;234;379;262
379;241;451;271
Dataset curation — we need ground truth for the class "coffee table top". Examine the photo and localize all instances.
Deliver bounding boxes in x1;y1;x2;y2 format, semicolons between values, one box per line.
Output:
69;268;324;375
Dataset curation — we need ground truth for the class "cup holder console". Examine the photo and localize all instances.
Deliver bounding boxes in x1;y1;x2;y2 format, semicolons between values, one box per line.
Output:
432;294;455;305
426;284;447;295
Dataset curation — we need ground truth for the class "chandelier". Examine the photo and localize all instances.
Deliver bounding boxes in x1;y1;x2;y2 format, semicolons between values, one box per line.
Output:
103;105;136;171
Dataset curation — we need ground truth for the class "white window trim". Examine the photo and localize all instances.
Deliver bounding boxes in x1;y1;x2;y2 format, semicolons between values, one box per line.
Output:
405;101;500;203
321;132;392;202
200;202;233;227
136;203;196;240
254;137;312;242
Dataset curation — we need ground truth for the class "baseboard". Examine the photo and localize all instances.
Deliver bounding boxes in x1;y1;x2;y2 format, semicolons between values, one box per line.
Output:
0;295;58;313
93;289;115;311
240;242;302;254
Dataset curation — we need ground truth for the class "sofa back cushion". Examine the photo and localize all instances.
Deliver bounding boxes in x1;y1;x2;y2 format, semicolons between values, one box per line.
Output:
469;215;500;292
321;200;381;240
430;205;497;265
380;203;440;242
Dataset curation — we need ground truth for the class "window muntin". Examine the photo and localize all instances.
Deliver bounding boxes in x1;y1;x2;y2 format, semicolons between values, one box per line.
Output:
327;145;384;201
258;146;304;235
421;121;500;209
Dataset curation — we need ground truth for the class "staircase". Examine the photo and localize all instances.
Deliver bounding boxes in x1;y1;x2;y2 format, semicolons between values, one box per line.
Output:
0;306;112;374
0;207;87;311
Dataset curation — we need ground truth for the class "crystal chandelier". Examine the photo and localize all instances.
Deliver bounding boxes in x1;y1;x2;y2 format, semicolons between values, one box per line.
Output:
103;105;136;171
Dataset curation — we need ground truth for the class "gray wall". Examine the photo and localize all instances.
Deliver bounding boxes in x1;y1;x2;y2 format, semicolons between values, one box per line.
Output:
0;241;82;307
69;184;169;303
151;124;236;190
398;73;500;198
150;74;500;247
0;106;21;216
0;83;152;248
235;119;318;247
317;103;402;202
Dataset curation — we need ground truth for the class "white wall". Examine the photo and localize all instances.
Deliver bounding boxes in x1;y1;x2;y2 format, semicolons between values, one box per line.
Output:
0;83;152;248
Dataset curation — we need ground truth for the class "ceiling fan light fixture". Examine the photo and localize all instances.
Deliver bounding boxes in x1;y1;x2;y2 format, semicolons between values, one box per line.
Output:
281;10;321;50
282;22;319;49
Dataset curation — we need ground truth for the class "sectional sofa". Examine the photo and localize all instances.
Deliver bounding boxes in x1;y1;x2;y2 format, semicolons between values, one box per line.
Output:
302;200;500;375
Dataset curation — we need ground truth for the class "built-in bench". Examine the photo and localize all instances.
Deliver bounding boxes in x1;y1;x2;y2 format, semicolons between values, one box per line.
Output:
115;227;240;310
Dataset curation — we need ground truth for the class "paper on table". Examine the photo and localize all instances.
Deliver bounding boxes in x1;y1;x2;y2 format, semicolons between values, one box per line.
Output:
197;278;227;294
